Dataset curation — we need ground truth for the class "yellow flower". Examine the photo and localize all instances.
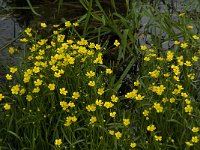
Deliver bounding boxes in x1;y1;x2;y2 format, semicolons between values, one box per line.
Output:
176;55;184;66
97;88;104;95
32;87;40;93
192;56;198;62
95;44;101;50
180;43;188;49
185;141;193;147
115;131;122;139
72;92;80;99
34;79;43;86
153;103;163;113
93;53;103;64
106;68;113;74
19;88;26;95
110;112;116;118
0;93;5;101
134;80;140;86
53;24;59;28
130;142;136;148
20;38;28;43
8;47;15;54
135;94;145;101
191;136;199;143
125;89;138;99
60;101;69;110
53;31;58;35
149;69;160;78
143;110;149;117
187;73;195;80
4;103;11;110
166;51;174;61
114;40;120;46
26;95;32;101
88;43;95;49
144;57;150;61
184;61;192;66
192;35;199;40
185;99;191;104
38;39;47;46
147;124;156;132
169;98;175;103
151;85;166;95
48;84;55;91
111;95;119;103
155;135;162;142
187;25;193;29
88;81;95;87
123;119;130;126
141;45;147;50
57;34;65;43
108;130;114;135
95;99;103;106
60;88;68;95
66;40;73;45
174;41;180;45
104;102;114;109
54;139;62;146
157;57;164;61
163;73;170;77
185;105;193;113
71;116;77;122
11;84;20;95
41;23;47;28
6;74;12;80
192;127;199;133
173;76;180;82
10;67;18;73
162;97;168;103
73;22;79;27
33;66;40;73
86;104;96;112
181;92;188;98
90;116;97;124
65;21;71;27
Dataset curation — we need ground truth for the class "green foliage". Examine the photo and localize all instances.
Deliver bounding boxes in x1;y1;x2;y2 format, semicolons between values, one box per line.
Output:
0;0;200;150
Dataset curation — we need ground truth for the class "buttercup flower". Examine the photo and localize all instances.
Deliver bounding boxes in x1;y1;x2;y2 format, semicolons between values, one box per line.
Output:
41;23;47;28
141;45;147;50
192;127;199;133
88;81;95;87
55;139;62;146
110;112;116;118
60;88;68;95
115;131;122;139
123;119;130;126
147;124;156;132
106;68;113;74
130;142;136;148
4;103;11;110
0;93;5;101
114;40;120;46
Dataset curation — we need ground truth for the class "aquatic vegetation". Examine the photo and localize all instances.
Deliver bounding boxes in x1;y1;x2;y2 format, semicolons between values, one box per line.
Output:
0;1;200;150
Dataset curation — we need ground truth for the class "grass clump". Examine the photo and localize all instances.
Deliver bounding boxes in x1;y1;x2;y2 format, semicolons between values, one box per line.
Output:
0;1;200;150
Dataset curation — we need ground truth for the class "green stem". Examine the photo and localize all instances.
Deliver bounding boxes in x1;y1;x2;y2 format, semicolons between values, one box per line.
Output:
83;0;93;37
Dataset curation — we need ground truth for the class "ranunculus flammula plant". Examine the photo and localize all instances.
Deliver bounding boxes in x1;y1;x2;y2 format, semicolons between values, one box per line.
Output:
0;20;199;149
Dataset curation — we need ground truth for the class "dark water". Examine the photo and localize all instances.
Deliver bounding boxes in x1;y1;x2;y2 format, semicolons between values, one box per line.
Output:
0;0;84;51
0;0;21;53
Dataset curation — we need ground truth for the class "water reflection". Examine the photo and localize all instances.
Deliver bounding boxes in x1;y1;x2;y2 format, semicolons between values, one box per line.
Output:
0;0;21;51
